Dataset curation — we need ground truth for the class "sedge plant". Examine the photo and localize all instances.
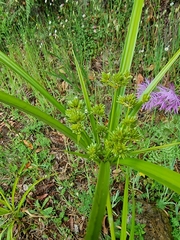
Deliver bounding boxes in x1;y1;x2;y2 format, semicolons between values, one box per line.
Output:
0;0;180;239
0;161;45;239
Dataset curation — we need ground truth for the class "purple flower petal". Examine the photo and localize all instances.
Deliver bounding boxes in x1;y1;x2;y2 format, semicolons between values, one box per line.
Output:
137;79;180;114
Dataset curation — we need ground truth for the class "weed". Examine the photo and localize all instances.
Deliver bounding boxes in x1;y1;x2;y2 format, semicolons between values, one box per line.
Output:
0;162;45;239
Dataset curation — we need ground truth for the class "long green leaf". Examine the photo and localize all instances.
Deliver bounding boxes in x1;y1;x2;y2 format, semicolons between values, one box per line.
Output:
0;199;8;206
108;0;144;132
12;162;27;209
73;52;99;145
0;208;12;216
85;161;110;240
0;91;90;149
0;51;66;114
6;221;14;240
119;0;144;73
119;158;180;194
131;142;180;155
17;177;46;212
0;227;8;240
0;189;12;211
11;177;19;210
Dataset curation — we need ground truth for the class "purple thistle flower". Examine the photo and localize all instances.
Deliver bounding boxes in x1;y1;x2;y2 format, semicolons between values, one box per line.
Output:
137;79;180;114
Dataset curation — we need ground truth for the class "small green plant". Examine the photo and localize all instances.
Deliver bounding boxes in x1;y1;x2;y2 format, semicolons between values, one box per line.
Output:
0;0;180;239
134;223;146;240
170;211;180;240
33;198;54;217
0;162;45;239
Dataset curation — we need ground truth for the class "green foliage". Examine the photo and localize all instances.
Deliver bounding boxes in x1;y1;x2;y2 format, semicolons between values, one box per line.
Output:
134;223;146;239
0;0;180;239
0;162;45;239
171;214;180;240
77;191;93;216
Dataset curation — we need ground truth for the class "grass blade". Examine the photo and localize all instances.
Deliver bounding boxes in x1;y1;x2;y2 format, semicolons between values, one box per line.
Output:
119;0;144;73
0;227;7;240
108;0;144;132
11;162;27;209
131;142;180;155
0;208;12;216
6;221;14;240
0;91;91;149
17;177;46;211
138;48;180;99
73;51;99;145
11;177;19;210
0;189;12;211
0;51;66;114
119;158;180;194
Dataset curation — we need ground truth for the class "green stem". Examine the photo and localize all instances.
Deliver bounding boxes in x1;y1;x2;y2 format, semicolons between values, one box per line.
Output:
85;161;110;240
107;192;116;240
120;167;130;240
129;190;135;240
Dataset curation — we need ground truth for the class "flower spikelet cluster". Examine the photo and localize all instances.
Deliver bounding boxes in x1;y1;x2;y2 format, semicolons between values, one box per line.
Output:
101;71;132;89
91;103;105;117
105;123;139;159
87;143;104;163
65;97;85;134
118;93;137;109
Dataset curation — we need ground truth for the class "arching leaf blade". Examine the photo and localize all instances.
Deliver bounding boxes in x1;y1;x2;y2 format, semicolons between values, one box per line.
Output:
0;91;90;149
0;51;66;114
119;158;180;194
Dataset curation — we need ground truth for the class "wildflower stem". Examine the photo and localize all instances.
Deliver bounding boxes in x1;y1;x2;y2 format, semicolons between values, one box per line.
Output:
120;167;130;240
85;161;110;240
107;192;116;240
